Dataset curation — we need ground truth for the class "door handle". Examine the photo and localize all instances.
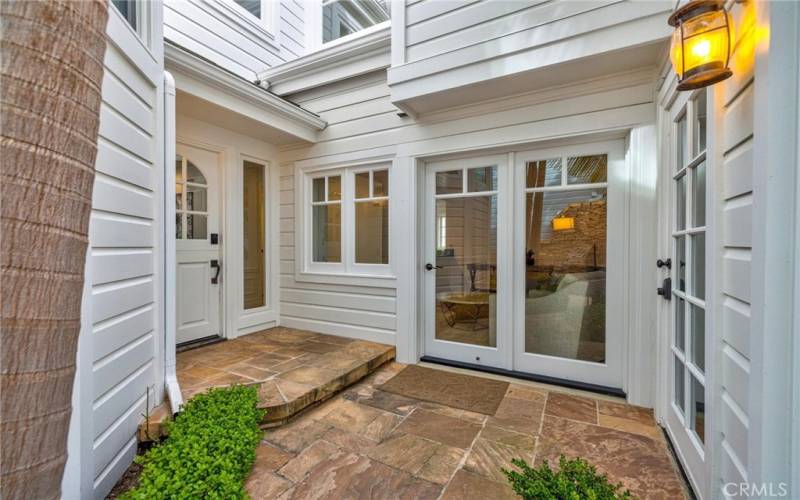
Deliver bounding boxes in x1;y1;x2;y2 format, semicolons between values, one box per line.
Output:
425;263;443;271
657;258;672;269
657;277;671;300
210;259;221;284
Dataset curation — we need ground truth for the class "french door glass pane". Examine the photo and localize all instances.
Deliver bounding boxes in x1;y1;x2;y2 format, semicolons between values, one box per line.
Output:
691;233;705;299
674;356;685;414
243;161;265;310
434;196;497;347
355;172;370;199
175;184;183;210
312;205;341;262
467;166;497;192
692;375;705;443
693;161;706;227
313;178;326;202
186;214;207;240
694;91;707;156
328;175;342;201
523;189;607;362
676;235;686;292
526;159;561;188
691;305;705;371
675;298;685;352
436;170;462;195
355;200;389;264
676;174;687;230
176;214;183;239
677;114;688;168
373;169;388;197
567;155;607;184
186;162;206;183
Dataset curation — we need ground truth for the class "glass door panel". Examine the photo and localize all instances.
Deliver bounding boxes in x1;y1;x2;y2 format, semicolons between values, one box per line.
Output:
424;155;509;368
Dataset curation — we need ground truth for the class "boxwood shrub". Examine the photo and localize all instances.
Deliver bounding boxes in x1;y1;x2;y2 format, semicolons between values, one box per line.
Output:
122;385;265;500
502;455;635;500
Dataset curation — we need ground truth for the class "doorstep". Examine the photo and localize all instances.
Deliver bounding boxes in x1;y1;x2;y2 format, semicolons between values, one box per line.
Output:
138;327;395;441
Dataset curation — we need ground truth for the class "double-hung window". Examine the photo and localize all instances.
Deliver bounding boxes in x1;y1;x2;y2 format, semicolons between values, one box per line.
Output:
306;164;391;276
227;0;278;35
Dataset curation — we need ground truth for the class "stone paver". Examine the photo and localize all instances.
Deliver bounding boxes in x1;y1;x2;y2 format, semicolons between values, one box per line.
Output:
143;327;395;436
245;362;689;499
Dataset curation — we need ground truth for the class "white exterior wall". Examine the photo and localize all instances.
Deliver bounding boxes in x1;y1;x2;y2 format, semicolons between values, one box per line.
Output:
63;4;165;499
164;0;305;80
278;65;660;373
389;0;672;112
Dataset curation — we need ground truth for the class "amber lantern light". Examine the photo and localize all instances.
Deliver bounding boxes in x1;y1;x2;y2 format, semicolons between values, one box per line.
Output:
669;0;733;90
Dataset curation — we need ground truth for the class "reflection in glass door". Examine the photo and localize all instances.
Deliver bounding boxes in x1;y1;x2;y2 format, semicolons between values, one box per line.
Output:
424;155;510;368
513;142;624;388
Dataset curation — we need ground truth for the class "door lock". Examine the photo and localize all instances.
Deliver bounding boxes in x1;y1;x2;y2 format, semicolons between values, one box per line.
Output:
210;259;221;284
657;277;672;300
657;258;672;269
425;263;443;271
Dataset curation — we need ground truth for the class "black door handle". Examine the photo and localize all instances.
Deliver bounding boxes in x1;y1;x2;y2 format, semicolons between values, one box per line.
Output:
657;277;671;300
211;259;221;284
425;263;443;271
657;258;672;269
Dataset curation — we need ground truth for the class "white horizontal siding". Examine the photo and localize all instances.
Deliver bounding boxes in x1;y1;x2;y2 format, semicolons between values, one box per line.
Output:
278;68;655;347
164;0;297;80
716;3;755;489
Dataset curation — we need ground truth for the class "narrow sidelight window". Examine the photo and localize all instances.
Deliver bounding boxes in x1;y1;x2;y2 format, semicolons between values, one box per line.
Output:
243;161;266;310
311;174;342;263
354;169;389;265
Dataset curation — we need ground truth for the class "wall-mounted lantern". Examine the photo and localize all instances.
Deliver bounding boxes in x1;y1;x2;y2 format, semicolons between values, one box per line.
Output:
668;0;733;90
552;216;575;231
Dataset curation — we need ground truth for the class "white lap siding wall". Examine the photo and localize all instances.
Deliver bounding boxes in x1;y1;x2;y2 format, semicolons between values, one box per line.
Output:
164;0;305;80
277;66;660;358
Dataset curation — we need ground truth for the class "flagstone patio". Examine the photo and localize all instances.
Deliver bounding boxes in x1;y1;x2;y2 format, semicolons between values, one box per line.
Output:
246;363;689;500
140;328;395;439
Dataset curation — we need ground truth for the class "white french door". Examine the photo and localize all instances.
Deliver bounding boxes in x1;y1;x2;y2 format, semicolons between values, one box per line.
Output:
662;90;709;497
422;140;625;389
512;141;625;389
175;143;222;344
423;154;512;369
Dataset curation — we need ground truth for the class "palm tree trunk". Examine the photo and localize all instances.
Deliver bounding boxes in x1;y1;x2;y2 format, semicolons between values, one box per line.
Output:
1;1;108;498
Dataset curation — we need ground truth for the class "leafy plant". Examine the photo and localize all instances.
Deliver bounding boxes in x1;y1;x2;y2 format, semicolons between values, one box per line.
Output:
122;385;265;500
502;455;635;500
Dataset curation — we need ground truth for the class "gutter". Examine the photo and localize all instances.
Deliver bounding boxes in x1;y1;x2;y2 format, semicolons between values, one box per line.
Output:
163;71;183;414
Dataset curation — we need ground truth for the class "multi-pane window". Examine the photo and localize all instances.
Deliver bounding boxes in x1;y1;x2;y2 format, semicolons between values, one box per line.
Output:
175;155;208;240
672;89;708;447
307;165;390;274
322;0;390;44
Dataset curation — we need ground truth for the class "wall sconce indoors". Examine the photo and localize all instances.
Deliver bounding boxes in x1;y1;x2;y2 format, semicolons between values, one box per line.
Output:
669;0;733;90
552;216;575;231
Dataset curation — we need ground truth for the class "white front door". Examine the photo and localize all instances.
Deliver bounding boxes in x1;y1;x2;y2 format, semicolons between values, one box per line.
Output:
661;90;709;497
422;140;625;390
423;154;511;369
175;144;222;344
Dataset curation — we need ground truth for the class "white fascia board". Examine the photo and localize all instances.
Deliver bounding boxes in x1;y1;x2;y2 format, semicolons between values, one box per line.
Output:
257;24;391;96
165;43;326;142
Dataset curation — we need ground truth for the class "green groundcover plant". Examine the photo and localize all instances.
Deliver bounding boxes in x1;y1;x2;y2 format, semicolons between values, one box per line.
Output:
502;455;635;500
122;385;264;500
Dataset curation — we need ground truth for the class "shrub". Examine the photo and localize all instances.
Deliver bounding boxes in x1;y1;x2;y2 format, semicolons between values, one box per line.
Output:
502;455;635;500
122;385;265;500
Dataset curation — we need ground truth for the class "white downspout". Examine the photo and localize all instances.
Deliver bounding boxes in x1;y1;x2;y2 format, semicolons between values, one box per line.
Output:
164;71;183;412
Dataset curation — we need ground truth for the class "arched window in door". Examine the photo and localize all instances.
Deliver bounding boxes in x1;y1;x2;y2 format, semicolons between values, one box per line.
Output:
175;154;208;239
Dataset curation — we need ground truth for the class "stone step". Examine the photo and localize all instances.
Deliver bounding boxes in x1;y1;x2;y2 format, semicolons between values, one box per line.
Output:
138;328;395;441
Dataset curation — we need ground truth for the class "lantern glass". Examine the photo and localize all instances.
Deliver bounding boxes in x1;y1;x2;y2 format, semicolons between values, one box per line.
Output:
669;2;732;90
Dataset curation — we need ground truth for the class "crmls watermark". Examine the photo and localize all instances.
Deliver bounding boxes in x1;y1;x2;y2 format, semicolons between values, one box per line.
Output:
722;482;789;497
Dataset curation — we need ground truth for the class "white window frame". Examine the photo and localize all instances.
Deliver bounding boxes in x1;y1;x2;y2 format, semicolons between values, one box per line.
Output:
222;0;279;38
306;0;390;53
110;0;150;47
349;165;391;275
300;160;393;281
